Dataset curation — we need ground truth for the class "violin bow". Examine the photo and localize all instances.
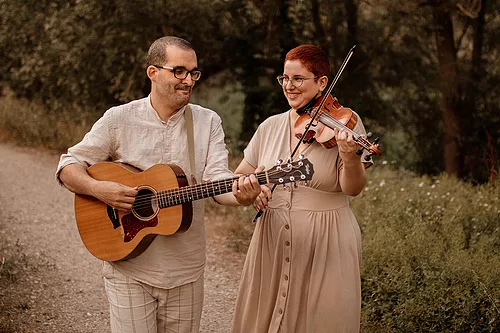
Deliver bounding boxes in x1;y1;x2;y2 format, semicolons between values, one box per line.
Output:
253;46;356;223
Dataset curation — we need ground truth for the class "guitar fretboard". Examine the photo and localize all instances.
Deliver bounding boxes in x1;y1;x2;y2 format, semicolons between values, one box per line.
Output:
158;172;268;208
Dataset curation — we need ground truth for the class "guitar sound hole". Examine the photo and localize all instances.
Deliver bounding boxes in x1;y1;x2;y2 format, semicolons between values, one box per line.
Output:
132;187;158;220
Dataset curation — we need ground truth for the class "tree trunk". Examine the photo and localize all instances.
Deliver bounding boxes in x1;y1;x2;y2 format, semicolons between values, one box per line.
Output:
311;0;329;53
344;0;358;50
433;6;464;178
463;0;487;179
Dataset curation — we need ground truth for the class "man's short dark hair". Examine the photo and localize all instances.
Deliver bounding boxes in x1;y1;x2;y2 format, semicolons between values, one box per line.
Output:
146;36;195;66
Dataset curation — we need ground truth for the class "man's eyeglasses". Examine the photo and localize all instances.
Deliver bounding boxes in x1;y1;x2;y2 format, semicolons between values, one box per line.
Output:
276;75;318;87
153;65;202;81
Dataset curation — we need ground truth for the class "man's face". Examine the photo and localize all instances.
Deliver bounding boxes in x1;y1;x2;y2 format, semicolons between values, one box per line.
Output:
151;45;198;110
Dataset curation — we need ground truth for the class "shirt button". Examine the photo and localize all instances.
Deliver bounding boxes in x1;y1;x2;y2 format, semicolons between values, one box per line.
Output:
285;203;290;208
279;309;283;314
285;224;290;230
285;257;290;263
284;275;289;281
285;241;290;246
282;292;287;297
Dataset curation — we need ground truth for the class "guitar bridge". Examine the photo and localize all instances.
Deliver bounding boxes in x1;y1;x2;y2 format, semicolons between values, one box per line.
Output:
107;205;121;229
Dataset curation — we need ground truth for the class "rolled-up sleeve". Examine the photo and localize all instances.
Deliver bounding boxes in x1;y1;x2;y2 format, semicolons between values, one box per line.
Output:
55;111;114;186
202;116;233;182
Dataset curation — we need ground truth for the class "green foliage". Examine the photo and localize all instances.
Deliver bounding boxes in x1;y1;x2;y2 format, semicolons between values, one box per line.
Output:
354;164;500;332
190;73;246;150
0;0;499;181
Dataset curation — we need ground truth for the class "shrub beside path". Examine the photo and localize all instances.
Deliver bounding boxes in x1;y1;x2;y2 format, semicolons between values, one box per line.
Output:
0;143;245;333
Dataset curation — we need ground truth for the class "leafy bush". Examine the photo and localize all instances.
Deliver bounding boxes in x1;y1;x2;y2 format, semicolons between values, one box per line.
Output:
356;163;500;332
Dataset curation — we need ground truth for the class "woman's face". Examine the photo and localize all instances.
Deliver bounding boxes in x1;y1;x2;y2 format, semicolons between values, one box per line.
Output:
282;60;327;110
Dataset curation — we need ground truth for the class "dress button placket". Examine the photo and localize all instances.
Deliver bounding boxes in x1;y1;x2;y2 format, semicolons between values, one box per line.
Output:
272;185;292;332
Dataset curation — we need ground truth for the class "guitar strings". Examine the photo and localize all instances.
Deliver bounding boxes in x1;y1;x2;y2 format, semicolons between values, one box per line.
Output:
129;173;270;210
129;169;286;209
127;167;306;210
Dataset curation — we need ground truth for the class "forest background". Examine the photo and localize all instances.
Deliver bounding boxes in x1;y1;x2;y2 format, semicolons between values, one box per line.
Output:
0;0;499;332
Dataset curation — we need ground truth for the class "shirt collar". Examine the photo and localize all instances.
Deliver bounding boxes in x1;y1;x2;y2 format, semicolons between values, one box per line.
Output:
147;94;188;123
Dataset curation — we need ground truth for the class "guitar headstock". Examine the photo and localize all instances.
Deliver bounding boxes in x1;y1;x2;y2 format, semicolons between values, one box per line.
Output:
265;158;314;185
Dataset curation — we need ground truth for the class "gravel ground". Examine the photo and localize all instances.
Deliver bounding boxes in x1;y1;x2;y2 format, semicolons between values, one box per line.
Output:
0;143;246;333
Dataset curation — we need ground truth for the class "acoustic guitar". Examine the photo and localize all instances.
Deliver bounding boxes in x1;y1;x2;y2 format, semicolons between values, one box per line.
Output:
74;158;314;261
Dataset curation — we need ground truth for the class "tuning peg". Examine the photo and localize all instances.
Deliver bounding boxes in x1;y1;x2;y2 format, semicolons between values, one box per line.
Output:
365;154;372;161
276;159;283;170
298;154;304;160
356;149;363;156
366;132;372;138
374;137;380;144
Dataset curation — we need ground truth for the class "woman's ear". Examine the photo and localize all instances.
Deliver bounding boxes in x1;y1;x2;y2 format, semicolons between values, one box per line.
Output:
319;76;329;91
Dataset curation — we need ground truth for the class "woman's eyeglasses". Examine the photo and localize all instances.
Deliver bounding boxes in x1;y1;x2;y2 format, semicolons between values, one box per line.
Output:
276;75;318;87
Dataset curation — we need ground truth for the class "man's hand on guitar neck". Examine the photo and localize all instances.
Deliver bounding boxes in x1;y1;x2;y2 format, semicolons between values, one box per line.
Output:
214;166;263;207
232;173;262;206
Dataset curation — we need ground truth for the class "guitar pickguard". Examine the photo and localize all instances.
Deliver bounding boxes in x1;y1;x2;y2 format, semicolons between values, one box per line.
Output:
121;214;158;242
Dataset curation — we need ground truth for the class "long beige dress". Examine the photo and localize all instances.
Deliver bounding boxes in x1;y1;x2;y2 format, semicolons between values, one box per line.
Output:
231;110;372;333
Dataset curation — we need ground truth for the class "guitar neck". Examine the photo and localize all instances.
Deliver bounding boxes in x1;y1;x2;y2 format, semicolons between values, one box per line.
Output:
158;171;269;208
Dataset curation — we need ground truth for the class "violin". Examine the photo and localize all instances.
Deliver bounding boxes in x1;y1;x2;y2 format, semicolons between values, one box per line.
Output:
294;93;382;159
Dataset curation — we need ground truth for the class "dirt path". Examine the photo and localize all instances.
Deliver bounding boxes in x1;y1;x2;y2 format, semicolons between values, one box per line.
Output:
0;143;246;333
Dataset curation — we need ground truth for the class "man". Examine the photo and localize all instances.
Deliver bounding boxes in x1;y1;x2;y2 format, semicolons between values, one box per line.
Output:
56;36;261;333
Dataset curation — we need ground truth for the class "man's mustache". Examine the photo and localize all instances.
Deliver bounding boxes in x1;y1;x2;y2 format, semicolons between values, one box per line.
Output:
175;84;192;91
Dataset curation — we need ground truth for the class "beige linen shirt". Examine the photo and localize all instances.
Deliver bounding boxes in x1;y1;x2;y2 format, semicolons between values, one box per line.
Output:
56;96;233;289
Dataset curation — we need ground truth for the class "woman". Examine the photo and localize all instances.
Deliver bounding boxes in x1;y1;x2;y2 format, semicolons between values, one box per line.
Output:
230;44;373;333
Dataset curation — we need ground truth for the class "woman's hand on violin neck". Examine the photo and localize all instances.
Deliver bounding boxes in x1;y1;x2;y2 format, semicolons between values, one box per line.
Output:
334;129;361;161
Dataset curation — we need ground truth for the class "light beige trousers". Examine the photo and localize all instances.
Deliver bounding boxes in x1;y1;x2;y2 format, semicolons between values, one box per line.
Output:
103;264;204;333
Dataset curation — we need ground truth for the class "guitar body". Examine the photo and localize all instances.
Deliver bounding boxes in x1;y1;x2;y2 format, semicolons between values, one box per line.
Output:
74;162;192;262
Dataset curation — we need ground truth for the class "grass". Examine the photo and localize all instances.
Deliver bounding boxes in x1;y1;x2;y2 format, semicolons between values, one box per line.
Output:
0;87;99;151
356;164;500;332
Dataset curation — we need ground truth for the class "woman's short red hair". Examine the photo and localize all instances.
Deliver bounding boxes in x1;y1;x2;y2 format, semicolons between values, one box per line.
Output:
285;44;330;78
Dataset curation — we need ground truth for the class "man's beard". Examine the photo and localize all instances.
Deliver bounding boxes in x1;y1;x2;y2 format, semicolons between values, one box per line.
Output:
170;84;192;109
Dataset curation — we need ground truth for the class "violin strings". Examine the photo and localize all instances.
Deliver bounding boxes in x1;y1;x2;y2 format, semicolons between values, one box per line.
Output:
317;111;376;152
